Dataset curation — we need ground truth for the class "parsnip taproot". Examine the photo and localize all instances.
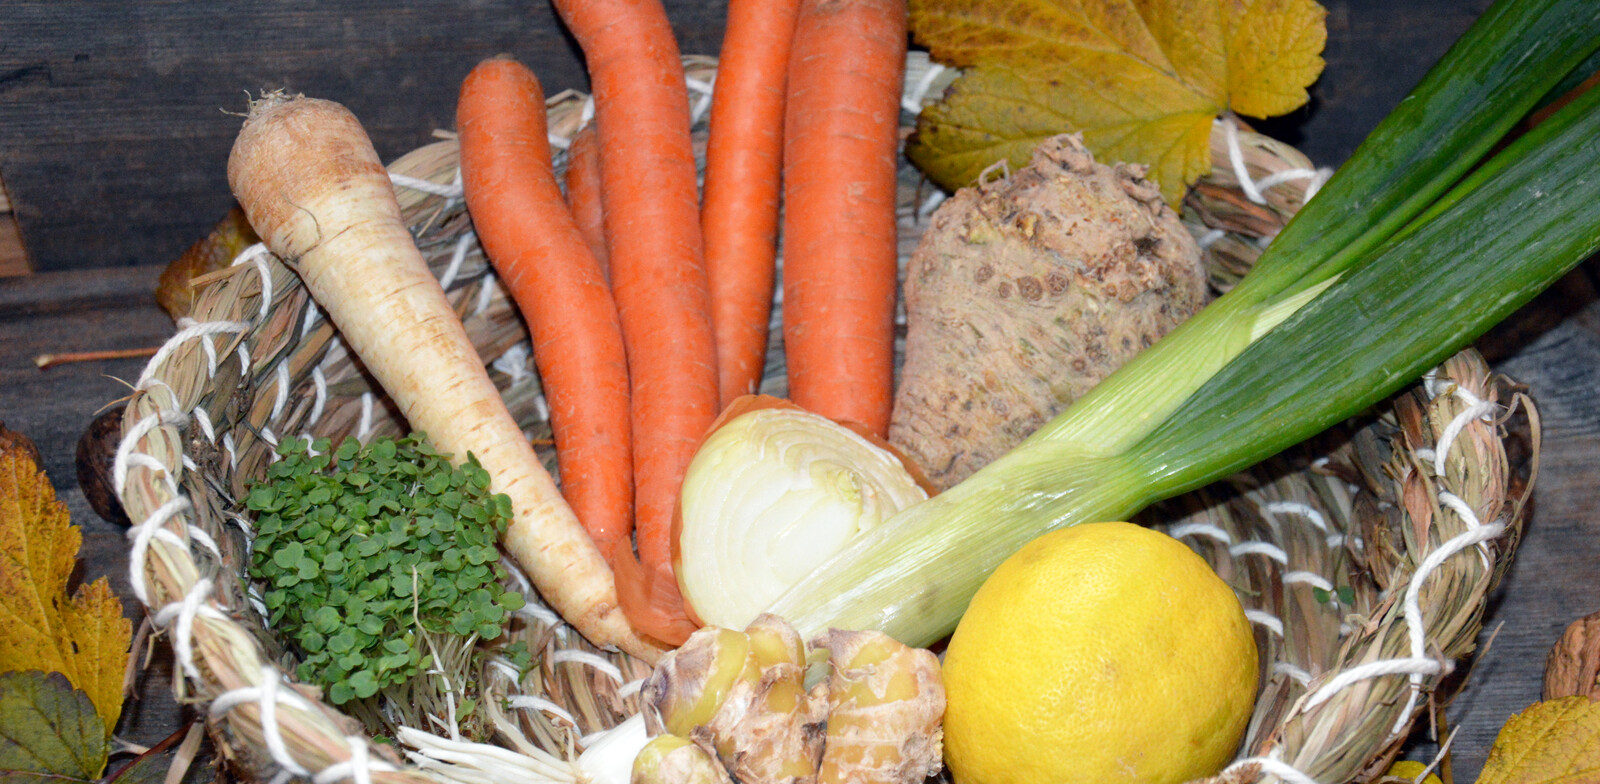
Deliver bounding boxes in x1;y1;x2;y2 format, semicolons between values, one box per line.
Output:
226;94;664;663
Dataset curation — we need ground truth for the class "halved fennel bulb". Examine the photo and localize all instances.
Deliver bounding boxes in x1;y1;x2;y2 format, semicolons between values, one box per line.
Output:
676;402;929;630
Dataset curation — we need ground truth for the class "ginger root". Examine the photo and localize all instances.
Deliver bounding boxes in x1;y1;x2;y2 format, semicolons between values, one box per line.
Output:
814;629;944;784
640;617;945;784
633;734;734;784
644;615;827;784
890;133;1205;489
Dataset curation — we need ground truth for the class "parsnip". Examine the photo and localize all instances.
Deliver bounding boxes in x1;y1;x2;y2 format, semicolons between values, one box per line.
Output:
226;94;664;662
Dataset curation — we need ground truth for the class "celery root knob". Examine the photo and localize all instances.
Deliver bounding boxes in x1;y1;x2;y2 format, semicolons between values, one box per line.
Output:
814;629;946;784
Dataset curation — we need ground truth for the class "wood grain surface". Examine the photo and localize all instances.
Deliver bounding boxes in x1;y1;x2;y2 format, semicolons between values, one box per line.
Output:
0;0;729;273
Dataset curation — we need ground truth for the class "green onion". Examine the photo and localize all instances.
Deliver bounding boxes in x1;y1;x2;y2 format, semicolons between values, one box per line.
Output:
766;0;1600;646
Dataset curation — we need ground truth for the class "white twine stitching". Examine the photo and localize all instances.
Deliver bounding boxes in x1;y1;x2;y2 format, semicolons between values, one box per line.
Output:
1246;609;1284;637
902;60;948;114
309;366;329;426
686;76;715;123
1230;541;1290;565
136;321;250;391
549;650;625;685
1265;501;1329;533
617;679;645;700
437;231;476;291
390;172;463;200
476;272;498;316
114;410;187;494
506;695;578;728
152;577;226;681
231;243;275;321
1283;571;1335;593
357;393;375;443
311;736;393;784
1221;117;1333;207
491;342;534;384
1272;662;1313;686
1197;228;1228;250
1432;397;1497;478
1168;523;1233;546
209;666;315;778
272;362;291;422
126;495;192;605
193;407;216;444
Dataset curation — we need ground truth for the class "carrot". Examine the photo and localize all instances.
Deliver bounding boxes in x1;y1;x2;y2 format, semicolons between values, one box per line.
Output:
703;0;803;407
782;0;906;438
227;94;666;663
457;58;634;566
552;0;719;645
564;122;610;282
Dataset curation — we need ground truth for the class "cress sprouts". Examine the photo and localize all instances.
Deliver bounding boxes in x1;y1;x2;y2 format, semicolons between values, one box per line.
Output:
245;433;529;738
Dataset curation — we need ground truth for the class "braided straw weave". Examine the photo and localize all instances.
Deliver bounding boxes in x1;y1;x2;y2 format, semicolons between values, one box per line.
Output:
115;54;1534;784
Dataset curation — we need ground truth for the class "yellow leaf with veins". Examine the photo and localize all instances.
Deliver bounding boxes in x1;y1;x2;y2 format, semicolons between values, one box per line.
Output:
0;424;130;733
908;0;1326;204
1477;698;1600;784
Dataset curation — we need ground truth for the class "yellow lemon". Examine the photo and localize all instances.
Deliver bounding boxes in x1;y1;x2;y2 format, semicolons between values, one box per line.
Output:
1383;761;1443;784
941;521;1258;784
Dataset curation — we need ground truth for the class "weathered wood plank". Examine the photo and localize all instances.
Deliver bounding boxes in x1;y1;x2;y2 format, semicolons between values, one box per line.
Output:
0;0;729;272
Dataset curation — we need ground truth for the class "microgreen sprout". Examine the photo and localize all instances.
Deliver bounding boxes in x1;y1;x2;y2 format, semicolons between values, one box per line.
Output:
245;433;528;736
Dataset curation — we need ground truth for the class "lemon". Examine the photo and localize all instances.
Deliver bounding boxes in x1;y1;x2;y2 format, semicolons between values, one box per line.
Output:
941;521;1258;784
1383;761;1443;784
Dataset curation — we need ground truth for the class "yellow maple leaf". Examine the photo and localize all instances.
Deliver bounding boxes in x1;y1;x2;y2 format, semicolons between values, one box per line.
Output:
1476;697;1600;784
907;0;1327;204
0;425;130;733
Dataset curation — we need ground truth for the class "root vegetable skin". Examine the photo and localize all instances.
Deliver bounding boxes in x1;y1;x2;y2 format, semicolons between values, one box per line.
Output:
457;58;635;566
633;735;734;784
889;134;1206;489
781;0;907;438
226;94;664;663
704;0;802;407
565;123;611;281
814;629;945;784
644;616;827;784
552;0;717;645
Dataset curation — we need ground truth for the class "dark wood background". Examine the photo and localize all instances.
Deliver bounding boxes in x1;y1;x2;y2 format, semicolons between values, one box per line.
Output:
0;0;1493;273
10;1;1600;783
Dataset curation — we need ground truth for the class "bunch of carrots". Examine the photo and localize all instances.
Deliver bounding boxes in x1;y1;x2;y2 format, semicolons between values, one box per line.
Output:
455;0;908;646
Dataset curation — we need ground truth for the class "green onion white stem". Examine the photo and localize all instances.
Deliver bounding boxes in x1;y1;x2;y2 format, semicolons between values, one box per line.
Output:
767;0;1600;646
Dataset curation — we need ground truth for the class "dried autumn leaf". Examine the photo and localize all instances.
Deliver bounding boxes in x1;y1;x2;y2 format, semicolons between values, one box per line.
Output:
0;670;107;782
155;206;259;321
907;0;1327;204
1477;697;1600;784
0;425;130;733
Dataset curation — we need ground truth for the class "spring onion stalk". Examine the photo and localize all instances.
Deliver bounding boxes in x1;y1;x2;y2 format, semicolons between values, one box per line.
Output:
766;0;1600;645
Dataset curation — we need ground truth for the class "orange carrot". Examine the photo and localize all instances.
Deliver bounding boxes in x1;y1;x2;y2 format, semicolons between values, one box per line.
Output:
564;123;610;282
782;0;906;438
456;58;635;566
552;0;718;645
703;0;803;407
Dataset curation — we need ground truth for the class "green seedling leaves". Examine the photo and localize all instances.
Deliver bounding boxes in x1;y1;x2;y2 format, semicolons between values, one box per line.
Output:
246;434;523;706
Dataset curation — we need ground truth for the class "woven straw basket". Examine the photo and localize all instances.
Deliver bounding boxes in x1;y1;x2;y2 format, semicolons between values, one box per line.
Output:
114;54;1535;784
